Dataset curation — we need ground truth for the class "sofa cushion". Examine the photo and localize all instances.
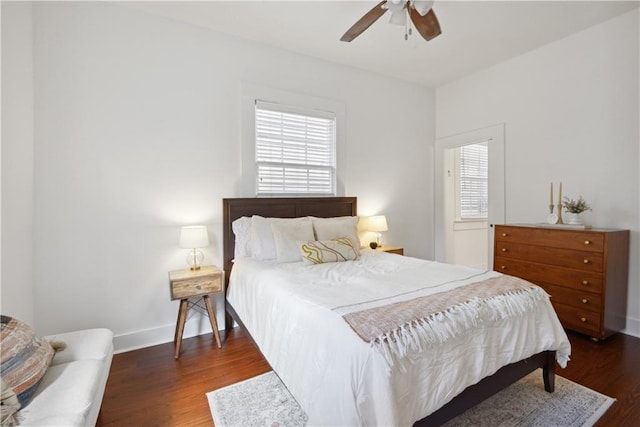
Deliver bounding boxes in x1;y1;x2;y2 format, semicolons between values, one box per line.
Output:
18;360;103;425
17;412;86;426
45;329;113;366
0;316;55;408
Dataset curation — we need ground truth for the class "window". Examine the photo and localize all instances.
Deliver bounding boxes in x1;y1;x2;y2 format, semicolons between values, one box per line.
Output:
254;100;336;196
457;142;488;219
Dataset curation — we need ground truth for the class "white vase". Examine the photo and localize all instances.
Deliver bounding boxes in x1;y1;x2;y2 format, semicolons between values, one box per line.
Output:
565;212;584;225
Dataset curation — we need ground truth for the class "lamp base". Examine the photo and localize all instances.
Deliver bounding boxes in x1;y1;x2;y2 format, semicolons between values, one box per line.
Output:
186;249;204;271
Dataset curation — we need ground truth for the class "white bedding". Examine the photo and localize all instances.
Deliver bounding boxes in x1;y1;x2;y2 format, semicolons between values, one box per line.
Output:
227;250;571;426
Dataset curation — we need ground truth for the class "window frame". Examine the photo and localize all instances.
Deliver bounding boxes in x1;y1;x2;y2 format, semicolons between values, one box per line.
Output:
254;100;337;196
241;84;346;197
454;142;489;221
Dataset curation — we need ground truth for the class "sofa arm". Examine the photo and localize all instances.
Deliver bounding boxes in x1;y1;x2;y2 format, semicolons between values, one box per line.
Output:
45;328;113;366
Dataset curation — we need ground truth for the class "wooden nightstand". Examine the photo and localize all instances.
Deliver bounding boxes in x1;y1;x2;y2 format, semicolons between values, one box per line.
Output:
376;245;404;255
169;265;224;359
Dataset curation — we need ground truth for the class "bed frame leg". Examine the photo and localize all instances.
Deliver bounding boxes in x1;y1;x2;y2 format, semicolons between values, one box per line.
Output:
225;312;233;332
542;350;556;393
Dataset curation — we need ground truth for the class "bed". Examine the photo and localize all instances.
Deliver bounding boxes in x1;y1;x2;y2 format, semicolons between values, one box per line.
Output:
222;197;570;426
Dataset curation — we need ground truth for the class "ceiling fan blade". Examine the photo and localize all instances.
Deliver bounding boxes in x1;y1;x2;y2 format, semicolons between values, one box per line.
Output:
340;1;388;42
409;7;441;41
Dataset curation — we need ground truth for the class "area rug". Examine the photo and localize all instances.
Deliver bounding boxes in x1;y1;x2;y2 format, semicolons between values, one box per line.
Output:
207;369;614;427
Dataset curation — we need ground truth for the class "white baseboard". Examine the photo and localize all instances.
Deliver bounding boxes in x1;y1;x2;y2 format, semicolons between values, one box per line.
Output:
113;316;219;354
622;316;640;338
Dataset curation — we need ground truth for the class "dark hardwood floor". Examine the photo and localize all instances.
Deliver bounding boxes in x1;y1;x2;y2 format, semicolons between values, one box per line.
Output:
97;328;640;426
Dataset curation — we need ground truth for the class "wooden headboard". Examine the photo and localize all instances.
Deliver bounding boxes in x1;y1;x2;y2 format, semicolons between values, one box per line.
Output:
222;197;357;285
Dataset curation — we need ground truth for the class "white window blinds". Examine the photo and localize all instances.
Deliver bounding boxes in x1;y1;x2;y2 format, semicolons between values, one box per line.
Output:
458;143;489;219
255;101;336;196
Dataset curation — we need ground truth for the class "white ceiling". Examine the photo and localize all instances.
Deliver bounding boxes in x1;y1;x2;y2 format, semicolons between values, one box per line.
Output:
124;1;639;87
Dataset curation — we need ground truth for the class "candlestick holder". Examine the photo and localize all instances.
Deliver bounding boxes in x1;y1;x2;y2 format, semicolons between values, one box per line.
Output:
556;204;563;224
549;204;554;214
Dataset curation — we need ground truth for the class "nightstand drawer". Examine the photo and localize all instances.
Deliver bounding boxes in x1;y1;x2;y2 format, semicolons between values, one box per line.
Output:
171;277;222;299
169;265;224;300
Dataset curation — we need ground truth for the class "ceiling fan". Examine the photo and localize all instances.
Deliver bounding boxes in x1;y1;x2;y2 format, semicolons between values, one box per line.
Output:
340;0;441;42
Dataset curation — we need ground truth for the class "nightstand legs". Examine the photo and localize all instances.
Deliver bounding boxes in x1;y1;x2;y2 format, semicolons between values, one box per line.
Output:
174;299;189;359
203;295;222;349
174;296;222;359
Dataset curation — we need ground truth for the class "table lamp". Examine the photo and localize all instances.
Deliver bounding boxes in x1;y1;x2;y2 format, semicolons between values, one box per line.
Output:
363;215;388;248
179;225;209;270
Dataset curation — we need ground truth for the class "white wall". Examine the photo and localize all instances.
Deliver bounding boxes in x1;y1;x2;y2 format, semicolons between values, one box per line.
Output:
1;2;35;325
436;10;640;336
3;2;434;350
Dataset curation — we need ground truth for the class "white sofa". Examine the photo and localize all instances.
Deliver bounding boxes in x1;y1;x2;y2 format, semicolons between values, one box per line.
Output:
17;328;114;426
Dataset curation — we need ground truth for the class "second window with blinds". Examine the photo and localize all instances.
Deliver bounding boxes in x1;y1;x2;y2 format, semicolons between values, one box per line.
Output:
456;142;489;220
254;100;337;196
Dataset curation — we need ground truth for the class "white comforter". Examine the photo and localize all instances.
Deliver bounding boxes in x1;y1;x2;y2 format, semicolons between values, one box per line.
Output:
227;250;570;426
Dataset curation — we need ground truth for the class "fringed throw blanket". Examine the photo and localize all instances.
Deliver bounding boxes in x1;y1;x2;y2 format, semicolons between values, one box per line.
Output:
342;275;549;368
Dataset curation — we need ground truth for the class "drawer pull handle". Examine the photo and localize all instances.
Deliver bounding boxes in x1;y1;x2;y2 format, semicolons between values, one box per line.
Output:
580;317;587;323
584;240;591;245
582;299;588;304
502;233;508;237
500;265;506;270
582;280;589;286
501;248;507;252
583;259;590;264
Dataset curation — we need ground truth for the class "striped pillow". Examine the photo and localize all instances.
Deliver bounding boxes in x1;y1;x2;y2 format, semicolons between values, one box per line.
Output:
299;238;359;264
1;377;20;426
0;315;55;408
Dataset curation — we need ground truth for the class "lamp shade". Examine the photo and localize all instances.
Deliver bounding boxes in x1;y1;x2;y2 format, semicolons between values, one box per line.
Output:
179;226;209;249
363;215;388;232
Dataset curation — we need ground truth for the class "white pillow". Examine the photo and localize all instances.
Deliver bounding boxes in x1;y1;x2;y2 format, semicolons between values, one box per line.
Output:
250;216;313;261
232;216;252;260
271;219;315;263
250;216;276;260
311;216;361;253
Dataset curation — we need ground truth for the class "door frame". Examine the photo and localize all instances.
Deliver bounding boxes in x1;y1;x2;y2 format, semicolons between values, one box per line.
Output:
434;124;505;268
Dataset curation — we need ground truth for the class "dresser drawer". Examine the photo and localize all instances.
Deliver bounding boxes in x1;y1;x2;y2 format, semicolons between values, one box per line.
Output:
495;226;604;252
170;276;222;299
494;257;603;293
495;243;603;272
552;302;601;336
539;283;602;312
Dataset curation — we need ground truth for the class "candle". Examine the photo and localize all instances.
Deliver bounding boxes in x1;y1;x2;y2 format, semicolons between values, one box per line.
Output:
558;181;563;205
550;182;553;205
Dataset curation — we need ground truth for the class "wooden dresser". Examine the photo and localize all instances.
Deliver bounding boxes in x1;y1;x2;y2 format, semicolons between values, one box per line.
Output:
494;224;629;339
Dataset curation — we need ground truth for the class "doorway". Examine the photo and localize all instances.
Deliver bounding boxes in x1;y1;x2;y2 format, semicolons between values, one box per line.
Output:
434;124;505;270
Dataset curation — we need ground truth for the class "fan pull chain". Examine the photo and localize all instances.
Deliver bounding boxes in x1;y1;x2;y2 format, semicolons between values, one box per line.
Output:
404;9;411;40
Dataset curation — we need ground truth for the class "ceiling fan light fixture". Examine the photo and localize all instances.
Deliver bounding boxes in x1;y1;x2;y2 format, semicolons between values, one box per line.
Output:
389;10;407;26
387;0;406;26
